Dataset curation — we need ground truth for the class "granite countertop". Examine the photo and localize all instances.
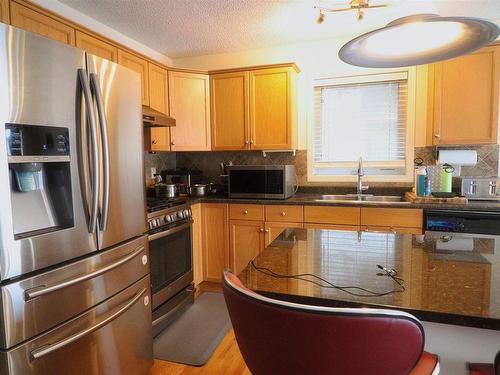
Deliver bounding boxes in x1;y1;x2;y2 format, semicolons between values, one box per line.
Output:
238;227;500;330
188;193;500;212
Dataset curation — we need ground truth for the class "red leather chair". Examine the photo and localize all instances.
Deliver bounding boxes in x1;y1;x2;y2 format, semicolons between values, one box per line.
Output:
222;270;440;375
467;351;500;375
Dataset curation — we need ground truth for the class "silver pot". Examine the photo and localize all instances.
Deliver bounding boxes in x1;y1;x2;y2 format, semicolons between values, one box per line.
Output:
188;184;209;197
158;183;177;198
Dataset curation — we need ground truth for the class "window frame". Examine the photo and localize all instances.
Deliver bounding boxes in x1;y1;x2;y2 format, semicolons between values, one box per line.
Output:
307;70;416;183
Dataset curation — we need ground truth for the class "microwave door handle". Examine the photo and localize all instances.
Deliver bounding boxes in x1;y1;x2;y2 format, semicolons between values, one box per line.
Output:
78;69;99;234
90;73;110;231
29;287;146;360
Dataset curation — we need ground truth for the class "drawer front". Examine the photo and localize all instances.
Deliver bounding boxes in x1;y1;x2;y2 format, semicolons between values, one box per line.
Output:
230;204;265;221
265;205;303;223
361;208;423;229
304;206;360;225
0;236;149;348
4;276;153;375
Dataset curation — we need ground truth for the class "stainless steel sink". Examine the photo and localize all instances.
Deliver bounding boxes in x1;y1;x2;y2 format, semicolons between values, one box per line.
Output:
317;194;405;203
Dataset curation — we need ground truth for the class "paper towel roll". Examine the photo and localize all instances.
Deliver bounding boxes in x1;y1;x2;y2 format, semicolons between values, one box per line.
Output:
437;150;477;166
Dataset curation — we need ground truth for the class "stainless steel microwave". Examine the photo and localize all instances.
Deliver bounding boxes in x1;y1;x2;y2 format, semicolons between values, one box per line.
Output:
227;165;296;199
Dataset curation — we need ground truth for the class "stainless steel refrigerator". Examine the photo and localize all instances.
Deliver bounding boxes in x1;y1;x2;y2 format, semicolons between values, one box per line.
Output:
0;24;152;374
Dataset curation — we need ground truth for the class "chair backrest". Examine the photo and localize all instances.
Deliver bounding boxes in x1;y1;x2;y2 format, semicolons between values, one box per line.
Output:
222;271;426;375
495;350;500;375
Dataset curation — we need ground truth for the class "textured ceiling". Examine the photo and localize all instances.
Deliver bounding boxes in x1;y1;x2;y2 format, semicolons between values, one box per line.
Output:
59;0;500;58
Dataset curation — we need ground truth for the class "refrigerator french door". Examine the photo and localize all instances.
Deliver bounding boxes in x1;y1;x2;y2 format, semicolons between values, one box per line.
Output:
0;24;146;280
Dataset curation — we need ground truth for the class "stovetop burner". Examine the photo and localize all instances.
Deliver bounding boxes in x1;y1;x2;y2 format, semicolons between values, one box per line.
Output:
146;197;187;213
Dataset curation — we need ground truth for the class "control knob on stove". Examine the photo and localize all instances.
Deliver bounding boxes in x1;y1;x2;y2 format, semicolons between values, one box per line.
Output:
165;215;172;223
183;209;191;218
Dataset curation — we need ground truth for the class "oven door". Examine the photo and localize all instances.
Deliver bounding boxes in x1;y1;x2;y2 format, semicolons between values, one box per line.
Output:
148;221;193;309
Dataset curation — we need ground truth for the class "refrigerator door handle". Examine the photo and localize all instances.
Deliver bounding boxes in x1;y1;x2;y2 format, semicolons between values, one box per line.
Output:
90;73;110;231
24;245;145;300
29;287;147;360
78;69;99;234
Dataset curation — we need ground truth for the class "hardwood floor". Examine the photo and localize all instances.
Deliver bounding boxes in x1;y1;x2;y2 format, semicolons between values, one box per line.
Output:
148;282;250;375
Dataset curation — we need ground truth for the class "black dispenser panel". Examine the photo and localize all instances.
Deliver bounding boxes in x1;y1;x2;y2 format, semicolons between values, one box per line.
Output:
6;124;69;156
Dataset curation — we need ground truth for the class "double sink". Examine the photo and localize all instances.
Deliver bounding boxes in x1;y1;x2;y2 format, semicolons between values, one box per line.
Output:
316;194;407;203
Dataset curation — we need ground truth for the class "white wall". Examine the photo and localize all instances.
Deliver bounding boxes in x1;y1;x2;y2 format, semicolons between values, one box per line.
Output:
32;0;173;66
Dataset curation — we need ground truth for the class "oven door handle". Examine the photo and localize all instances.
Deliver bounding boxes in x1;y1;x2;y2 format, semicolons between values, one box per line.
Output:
148;221;193;241
24;246;145;301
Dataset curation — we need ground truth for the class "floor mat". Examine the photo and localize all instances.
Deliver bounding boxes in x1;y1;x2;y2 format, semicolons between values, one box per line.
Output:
153;292;232;366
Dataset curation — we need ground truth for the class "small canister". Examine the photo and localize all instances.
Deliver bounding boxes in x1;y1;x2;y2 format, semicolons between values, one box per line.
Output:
416;166;427;197
440;164;454;193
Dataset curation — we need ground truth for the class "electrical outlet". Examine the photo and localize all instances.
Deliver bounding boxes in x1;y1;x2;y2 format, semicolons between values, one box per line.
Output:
150;167;156;178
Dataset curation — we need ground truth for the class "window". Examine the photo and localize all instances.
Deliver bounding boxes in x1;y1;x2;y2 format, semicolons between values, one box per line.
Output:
308;72;415;182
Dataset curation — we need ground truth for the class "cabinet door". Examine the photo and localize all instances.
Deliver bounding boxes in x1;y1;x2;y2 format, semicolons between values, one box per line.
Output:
117;49;149;106
144;127;170;152
10;2;75;45
191;203;204;286
210;71;249;150
75;31;117;62
1;0;9;24
148;63;169;115
202;203;229;282
249;67;295;149
169;71;211;151
230;220;264;276
432;44;500;145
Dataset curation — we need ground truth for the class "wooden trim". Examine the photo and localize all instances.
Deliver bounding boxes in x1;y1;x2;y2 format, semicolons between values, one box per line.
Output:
209;62;300;75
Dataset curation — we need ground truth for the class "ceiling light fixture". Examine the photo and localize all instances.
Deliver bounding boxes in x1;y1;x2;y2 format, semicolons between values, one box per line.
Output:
339;14;500;68
315;0;389;22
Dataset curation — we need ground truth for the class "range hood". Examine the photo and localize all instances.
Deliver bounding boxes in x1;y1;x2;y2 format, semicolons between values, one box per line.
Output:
142;106;176;128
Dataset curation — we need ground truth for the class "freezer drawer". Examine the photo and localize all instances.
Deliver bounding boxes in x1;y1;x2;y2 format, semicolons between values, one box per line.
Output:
0;275;153;375
0;236;148;349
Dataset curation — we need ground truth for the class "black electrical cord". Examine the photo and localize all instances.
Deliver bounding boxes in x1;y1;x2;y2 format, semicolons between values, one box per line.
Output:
249;260;405;297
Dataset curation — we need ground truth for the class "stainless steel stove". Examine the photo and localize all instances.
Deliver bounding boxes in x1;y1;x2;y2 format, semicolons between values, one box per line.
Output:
146;199;194;336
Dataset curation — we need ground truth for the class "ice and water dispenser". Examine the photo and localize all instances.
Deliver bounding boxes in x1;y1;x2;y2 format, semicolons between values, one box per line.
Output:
6;124;74;238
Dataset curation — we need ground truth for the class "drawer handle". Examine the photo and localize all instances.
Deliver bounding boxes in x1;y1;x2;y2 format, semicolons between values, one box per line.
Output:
280;212;286;216
265;229;269;233
243;210;248;215
30;287;147;360
152;140;158;144
24;246;145;301
259;228;264;233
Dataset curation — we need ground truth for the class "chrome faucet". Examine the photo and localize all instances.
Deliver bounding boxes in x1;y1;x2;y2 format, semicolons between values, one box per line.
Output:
357;157;369;195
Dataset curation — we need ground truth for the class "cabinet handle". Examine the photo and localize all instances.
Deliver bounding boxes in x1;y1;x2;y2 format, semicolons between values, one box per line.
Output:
280;212;286;217
264;229;269;233
243;210;248;215
250;140;254;144
434;134;441;139
152;140;158;145
244;140;249;145
171;141;175;146
259;228;264;233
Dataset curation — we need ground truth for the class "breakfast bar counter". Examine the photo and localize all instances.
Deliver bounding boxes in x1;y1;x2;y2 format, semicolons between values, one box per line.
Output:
238;227;500;330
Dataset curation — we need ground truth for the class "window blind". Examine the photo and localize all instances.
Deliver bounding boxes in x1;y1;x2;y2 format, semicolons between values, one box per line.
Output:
313;79;408;167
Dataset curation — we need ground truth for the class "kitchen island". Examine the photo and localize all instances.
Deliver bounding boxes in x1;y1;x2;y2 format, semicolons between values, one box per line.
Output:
238;227;500;330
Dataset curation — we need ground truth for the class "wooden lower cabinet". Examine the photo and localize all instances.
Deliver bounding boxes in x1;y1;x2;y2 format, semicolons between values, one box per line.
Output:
229;220;265;276
304;206;360;226
360;208;423;230
202;203;229;282
191;203;203;286
10;1;75;45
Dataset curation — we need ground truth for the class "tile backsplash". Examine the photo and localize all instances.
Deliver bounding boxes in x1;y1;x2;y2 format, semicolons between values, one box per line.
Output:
145;144;499;188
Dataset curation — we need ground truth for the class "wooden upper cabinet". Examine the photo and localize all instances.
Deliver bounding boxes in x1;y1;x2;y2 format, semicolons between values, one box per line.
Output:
431;44;500;145
148;63;169;115
75;31;117;62
10;2;75;45
249;67;297;149
210;71;249;150
1;0;10;24
169;71;211;151
117;49;149;106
